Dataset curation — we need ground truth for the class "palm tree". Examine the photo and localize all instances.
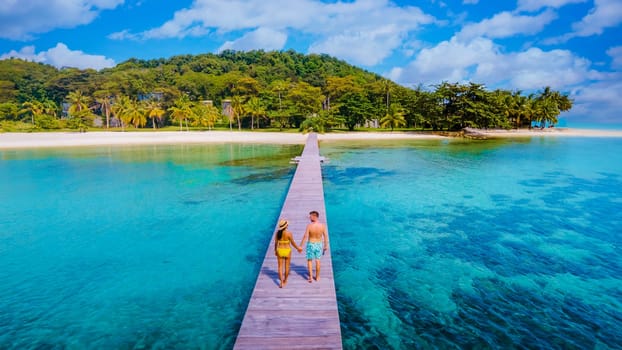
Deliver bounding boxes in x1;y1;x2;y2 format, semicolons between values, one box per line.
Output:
144;99;165;129
380;103;407;131
127;99;146;128
95;96;113;128
230;95;245;130
20;101;44;125
41;99;58;119
112;95;131;131
168;96;194;131
245;97;265;129
66;90;90;116
205;104;220;130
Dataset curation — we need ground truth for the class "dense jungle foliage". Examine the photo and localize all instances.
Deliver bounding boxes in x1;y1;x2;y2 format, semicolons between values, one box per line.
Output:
0;49;572;132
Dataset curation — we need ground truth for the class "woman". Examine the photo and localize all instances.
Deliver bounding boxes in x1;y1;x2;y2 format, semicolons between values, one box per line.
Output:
274;219;302;288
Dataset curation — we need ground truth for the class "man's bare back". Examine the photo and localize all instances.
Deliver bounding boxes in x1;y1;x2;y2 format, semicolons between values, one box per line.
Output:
307;221;326;242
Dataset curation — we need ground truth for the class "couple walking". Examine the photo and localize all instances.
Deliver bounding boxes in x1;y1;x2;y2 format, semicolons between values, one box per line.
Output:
274;210;328;288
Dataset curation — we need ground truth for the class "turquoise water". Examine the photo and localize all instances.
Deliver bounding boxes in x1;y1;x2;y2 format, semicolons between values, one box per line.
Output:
0;143;302;349
564;121;622;130
2;137;621;349
321;137;622;349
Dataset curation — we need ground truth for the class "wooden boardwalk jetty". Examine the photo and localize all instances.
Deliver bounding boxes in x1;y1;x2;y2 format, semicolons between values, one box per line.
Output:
234;133;342;350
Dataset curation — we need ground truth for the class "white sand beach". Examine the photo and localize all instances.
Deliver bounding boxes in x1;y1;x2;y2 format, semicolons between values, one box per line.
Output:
0;131;309;149
0;128;621;149
0;131;448;149
467;127;622;138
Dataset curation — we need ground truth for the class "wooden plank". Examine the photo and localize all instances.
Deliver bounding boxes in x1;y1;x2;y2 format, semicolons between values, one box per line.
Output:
234;133;342;350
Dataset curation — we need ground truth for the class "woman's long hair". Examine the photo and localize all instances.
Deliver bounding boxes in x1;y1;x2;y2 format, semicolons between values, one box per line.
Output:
277;228;284;240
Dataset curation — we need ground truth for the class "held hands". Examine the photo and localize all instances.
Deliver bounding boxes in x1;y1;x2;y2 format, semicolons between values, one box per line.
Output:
297;247;303;253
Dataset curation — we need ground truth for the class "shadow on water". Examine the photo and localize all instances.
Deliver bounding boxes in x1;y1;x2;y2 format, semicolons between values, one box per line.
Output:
231;167;295;185
323;165;396;185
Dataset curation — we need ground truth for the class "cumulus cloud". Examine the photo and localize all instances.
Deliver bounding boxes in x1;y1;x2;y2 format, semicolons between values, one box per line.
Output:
0;43;115;70
457;10;557;40
608;46;622;68
566;78;622;123
390;36;600;90
114;0;435;66
0;0;124;40
571;0;622;37
218;27;287;52
309;25;406;66
517;0;587;12
544;0;622;43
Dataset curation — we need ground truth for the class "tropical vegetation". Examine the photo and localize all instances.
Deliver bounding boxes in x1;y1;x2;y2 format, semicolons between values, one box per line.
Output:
0;50;572;132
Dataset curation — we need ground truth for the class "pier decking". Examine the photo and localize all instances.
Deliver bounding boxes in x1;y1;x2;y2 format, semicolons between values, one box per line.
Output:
234;133;342;350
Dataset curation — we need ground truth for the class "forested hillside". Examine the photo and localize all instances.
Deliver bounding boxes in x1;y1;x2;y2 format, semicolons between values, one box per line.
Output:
0;49;571;132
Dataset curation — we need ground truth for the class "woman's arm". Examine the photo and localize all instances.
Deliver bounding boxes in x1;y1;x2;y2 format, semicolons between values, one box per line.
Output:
288;231;302;252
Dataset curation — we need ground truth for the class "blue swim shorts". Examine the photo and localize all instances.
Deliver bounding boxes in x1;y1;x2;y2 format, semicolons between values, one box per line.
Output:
306;242;323;260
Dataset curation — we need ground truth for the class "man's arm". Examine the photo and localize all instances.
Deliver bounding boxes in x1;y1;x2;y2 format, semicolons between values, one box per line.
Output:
322;224;328;252
299;225;310;247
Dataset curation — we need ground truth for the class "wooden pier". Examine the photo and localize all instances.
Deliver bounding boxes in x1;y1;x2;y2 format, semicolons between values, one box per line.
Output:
234;133;342;350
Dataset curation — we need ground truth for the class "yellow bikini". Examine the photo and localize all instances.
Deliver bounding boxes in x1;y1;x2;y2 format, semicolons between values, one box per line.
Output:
276;239;291;258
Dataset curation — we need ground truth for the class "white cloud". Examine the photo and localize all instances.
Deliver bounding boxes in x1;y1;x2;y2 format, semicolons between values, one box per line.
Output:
545;0;622;44
517;0;587;12
457;10;557;40
218;28;288;52
393;37;498;84
391;36;599;90
463;0;478;4
608;46;622;68
0;0;124;40
107;29;138;41
571;0;622;37
309;25;406;66
116;0;435;66
0;43;115;70
565;78;622;123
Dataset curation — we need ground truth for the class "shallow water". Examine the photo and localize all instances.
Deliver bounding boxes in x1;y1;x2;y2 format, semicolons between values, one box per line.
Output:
321;137;622;349
0;143;302;350
2;137;621;349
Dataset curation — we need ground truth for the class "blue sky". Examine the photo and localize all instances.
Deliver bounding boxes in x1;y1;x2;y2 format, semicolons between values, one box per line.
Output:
1;0;621;123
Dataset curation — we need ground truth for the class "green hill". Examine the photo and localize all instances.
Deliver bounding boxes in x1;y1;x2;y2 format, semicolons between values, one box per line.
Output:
0;49;571;131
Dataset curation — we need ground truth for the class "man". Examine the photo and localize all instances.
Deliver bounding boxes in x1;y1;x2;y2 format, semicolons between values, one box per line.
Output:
300;210;328;283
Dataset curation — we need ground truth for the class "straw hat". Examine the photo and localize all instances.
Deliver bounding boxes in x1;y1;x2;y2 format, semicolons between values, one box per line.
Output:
278;219;288;230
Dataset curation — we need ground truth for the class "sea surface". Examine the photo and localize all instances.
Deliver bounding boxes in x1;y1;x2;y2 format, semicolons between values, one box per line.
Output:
321;136;622;349
0;143;302;350
1;136;621;349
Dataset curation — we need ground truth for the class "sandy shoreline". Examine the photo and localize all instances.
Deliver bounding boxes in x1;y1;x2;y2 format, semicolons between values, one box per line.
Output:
0;128;620;149
0;131;446;149
465;127;622;138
